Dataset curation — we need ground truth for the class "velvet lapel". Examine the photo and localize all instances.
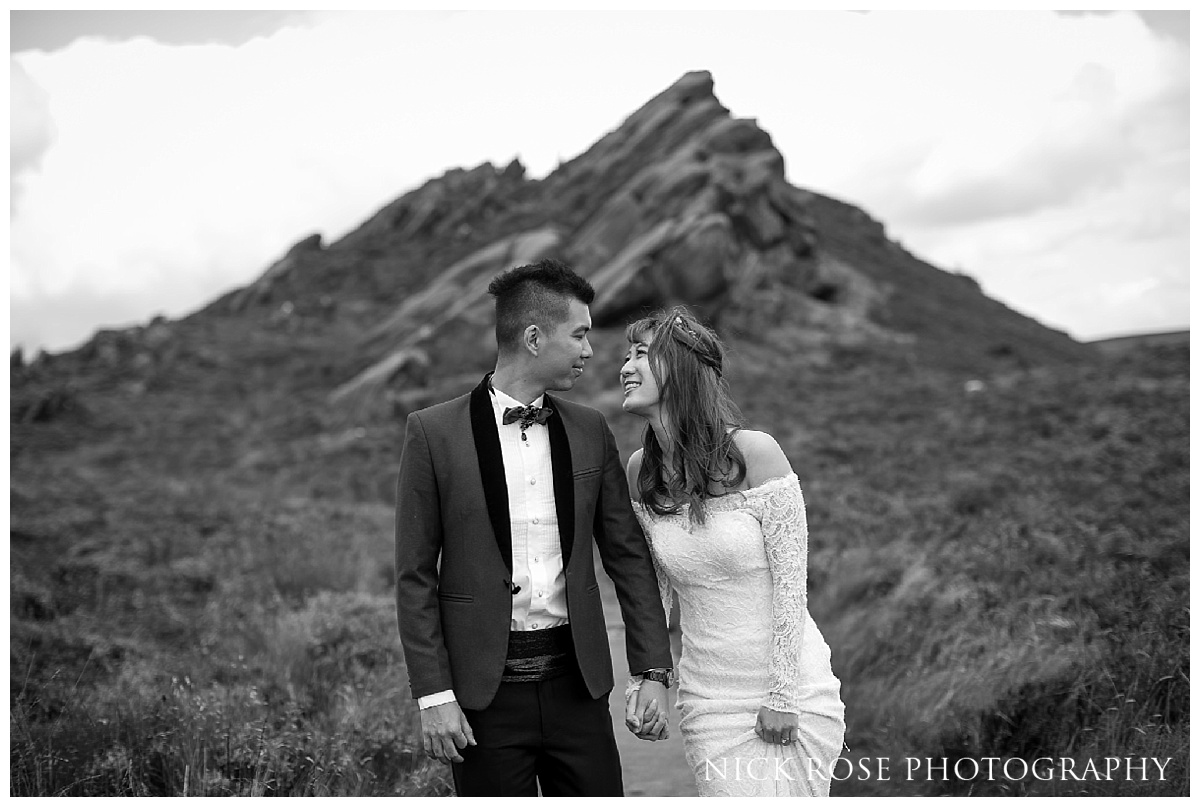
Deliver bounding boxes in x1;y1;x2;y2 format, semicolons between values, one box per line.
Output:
469;374;512;574
544;393;576;567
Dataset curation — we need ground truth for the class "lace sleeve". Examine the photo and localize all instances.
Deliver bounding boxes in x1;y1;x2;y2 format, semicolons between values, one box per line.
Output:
753;473;808;715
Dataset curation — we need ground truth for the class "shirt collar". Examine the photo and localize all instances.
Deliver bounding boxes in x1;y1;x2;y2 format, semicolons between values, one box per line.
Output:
489;380;545;413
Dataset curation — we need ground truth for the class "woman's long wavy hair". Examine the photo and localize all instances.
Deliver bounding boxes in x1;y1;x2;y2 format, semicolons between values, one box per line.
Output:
626;306;746;524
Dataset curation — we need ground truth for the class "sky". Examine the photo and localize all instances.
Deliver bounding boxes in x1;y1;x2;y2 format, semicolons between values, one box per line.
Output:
9;8;1191;354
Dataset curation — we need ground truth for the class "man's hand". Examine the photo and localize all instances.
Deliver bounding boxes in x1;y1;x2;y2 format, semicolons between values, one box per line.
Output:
420;701;476;763
625;680;670;741
755;705;800;746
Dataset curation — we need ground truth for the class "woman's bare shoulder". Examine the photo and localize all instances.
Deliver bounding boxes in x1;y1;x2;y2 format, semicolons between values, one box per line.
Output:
732;429;793;488
626;448;645;500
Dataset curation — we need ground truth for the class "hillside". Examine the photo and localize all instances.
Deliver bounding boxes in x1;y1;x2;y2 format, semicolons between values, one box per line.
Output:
1089;329;1189;356
10;71;1187;796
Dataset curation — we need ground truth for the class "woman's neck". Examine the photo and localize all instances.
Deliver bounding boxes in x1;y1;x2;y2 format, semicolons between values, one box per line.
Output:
650;418;673;467
651;420;688;492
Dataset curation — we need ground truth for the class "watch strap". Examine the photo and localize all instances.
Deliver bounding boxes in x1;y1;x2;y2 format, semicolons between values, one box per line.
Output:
639;668;674;687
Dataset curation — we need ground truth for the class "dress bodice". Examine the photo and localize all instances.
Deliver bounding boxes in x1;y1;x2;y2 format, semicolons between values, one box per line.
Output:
633;473;815;715
630;473;845;796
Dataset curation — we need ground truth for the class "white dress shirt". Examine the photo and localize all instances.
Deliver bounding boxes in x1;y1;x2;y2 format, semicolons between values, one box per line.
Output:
417;382;569;710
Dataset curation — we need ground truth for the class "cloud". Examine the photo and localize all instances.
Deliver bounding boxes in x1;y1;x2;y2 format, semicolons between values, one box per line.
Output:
1134;11;1188;46
796;10;1189;339
835;11;1189;229
11;10;312;52
10;59;55;208
11;285;168;358
8;10;1190;352
893;149;1190;340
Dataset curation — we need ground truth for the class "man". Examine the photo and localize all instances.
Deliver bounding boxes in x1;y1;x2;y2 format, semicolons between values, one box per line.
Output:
395;259;674;796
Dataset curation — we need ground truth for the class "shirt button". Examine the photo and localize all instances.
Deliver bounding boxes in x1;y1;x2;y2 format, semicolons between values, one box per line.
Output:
531;622;539;629
532;517;539;525
538;591;545;597
533;557;540;563
530;478;536;486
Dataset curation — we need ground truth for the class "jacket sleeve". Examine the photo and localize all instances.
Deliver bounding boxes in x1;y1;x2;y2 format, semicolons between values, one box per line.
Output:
394;412;454;699
591;414;673;673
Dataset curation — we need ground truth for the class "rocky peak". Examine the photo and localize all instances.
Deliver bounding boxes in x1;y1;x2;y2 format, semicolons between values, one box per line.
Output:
104;69;1086;422
321;71;1092;417
330;72;843;410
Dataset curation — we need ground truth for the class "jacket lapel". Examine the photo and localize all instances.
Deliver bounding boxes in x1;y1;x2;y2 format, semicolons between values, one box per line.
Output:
544;393;575;567
470;373;512;573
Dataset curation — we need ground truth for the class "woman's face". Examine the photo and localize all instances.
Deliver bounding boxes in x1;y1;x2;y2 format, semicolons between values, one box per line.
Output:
619;335;662;417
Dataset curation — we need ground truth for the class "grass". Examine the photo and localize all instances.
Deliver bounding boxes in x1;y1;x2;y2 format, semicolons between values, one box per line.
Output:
10;326;1188;796
9;420;450;795
749;340;1190;797
10;533;453;796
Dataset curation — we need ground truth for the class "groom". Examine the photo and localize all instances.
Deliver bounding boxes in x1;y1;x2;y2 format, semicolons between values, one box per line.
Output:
395;259;673;796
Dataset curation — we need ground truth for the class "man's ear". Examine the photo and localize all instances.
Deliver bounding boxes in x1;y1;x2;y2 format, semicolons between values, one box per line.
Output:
522;324;540;356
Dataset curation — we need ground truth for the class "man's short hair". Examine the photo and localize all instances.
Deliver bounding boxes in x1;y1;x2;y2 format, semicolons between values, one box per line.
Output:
487;259;595;351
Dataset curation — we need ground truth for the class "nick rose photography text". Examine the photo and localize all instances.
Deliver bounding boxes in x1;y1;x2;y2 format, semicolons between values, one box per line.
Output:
702;756;1174;783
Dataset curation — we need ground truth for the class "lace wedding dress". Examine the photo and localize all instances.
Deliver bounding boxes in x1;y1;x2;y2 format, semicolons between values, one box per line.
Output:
632;473;845;796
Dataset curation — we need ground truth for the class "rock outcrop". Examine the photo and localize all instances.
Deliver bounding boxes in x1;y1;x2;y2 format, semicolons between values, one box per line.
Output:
228;233;324;312
48;70;1089;420
320;70;1089;417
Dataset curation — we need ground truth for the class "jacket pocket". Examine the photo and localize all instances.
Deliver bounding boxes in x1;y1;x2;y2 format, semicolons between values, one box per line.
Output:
573;466;601;480
585;582;600;594
438;592;474;603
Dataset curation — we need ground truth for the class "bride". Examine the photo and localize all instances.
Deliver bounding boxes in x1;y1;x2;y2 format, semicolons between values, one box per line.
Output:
619;307;845;797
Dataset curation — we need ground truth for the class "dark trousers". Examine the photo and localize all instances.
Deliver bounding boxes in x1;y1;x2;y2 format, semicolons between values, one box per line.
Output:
452;669;623;796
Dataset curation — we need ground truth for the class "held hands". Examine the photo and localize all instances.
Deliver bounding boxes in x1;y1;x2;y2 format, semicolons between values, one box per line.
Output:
755;705;800;746
420;701;477;764
625;679;670;741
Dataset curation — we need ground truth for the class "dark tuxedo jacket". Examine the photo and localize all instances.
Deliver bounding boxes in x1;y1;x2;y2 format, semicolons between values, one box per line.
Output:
395;374;672;711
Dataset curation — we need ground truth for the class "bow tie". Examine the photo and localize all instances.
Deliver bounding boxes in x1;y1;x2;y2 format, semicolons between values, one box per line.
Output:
502;404;553;429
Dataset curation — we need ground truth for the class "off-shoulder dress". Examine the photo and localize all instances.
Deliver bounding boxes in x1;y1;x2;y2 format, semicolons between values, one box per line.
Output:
631;473;845;797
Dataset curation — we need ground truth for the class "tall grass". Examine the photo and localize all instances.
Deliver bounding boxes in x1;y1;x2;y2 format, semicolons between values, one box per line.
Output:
758;343;1190;796
9;477;451;796
11;334;1187;796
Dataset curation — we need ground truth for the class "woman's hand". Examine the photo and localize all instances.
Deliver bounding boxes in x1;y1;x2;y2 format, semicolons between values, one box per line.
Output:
755;706;799;746
626;680;670;741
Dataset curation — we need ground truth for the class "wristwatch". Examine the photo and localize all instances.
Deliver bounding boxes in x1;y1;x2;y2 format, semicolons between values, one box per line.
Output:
639;668;675;687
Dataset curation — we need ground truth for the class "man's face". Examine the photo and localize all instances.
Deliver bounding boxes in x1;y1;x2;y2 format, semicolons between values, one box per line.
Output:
538;298;593;391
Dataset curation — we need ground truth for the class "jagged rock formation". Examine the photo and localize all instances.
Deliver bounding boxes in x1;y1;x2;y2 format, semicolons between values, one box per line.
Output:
320;71;1089;416
36;70;1092;420
229;233;325;312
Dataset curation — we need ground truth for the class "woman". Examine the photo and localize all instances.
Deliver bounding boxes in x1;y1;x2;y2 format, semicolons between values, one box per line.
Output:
620;307;845;797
